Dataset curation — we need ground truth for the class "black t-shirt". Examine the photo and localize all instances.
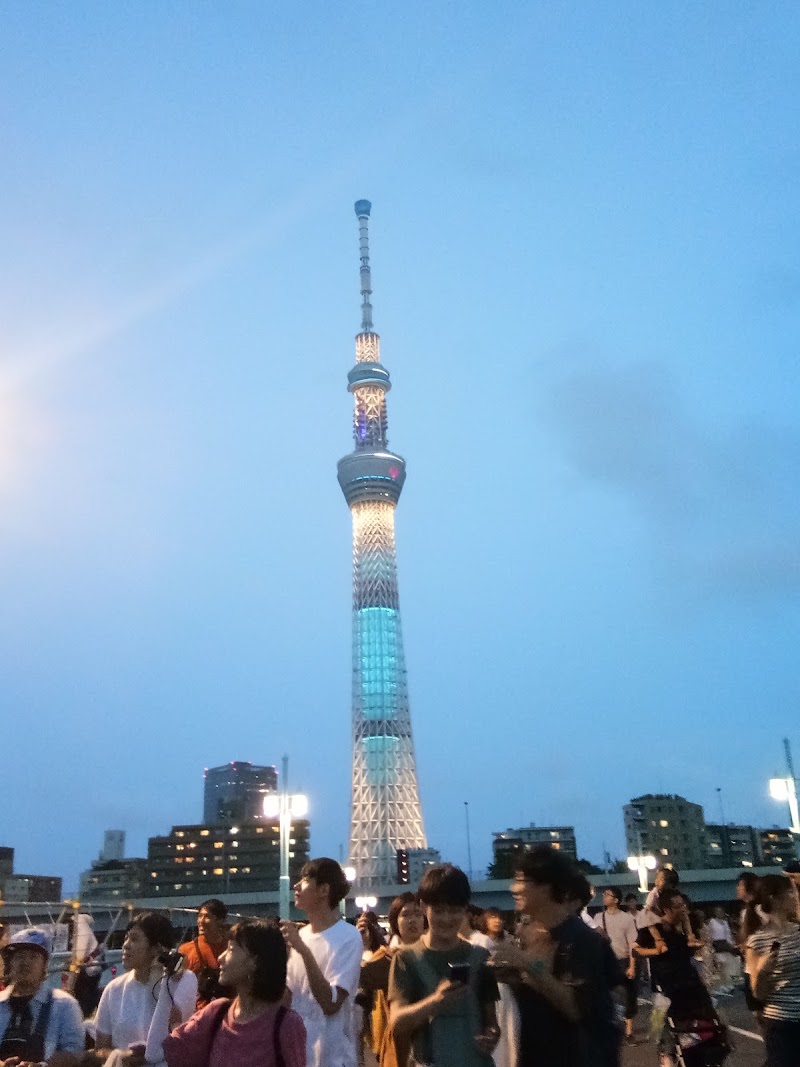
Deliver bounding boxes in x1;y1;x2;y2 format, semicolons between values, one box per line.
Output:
514;914;618;1067
636;923;709;1018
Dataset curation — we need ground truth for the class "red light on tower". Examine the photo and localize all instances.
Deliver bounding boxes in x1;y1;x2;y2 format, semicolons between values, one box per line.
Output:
388;466;399;479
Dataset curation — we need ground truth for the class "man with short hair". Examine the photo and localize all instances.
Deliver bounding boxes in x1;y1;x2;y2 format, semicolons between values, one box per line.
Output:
0;927;84;1066
494;847;620;1067
282;857;363;1067
595;887;638;1042
178;898;229;1009
389;864;499;1067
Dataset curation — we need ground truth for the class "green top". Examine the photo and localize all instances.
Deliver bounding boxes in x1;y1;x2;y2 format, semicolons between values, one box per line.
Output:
388;940;497;1067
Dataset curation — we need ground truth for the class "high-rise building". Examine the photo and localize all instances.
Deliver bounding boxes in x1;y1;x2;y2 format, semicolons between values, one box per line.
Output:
760;826;798;866
491;825;578;878
78;830;148;903
624;794;707;870
705;824;761;868
203;762;278;826
337;201;426;886
146;818;310;897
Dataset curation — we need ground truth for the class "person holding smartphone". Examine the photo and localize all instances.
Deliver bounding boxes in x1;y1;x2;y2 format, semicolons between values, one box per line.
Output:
388;864;499;1067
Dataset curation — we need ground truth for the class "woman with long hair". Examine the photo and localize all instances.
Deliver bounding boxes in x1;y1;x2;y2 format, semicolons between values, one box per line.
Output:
745;875;800;1066
158;919;306;1067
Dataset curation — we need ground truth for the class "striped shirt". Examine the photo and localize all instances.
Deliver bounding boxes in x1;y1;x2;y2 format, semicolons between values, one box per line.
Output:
747;926;800;1021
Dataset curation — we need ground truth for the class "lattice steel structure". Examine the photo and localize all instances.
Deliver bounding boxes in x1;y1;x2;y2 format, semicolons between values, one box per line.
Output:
337;200;427;887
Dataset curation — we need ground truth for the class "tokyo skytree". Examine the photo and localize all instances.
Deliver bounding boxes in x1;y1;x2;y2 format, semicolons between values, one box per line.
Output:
337;200;427;886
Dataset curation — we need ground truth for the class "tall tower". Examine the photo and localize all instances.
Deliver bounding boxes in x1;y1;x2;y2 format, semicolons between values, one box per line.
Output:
337;200;427;886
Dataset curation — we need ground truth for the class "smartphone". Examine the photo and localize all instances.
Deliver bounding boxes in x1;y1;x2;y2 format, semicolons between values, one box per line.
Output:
448;962;470;984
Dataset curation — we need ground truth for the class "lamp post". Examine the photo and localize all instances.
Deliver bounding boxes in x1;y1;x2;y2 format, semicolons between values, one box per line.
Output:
342;866;357;918
769;777;800;835
355;895;378;913
263;784;308;921
627;852;657;894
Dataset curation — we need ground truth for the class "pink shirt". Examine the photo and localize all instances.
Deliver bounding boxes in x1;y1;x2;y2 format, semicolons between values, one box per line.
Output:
163;998;306;1067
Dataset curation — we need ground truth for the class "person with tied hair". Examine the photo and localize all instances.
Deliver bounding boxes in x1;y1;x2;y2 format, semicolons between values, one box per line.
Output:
91;912;197;1067
745;874;800;1066
282;858;363;1067
389;864;499;1067
157;919;306;1067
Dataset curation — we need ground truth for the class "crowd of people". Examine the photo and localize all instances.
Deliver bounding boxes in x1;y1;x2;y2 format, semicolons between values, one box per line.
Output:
0;852;798;1067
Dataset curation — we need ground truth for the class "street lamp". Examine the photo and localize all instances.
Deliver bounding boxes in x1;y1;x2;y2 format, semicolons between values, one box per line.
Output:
769;777;800;834
263;790;308;920
355;895;378;912
627;853;657;894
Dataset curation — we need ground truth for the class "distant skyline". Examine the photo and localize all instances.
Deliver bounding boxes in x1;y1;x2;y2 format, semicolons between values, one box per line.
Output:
0;4;798;892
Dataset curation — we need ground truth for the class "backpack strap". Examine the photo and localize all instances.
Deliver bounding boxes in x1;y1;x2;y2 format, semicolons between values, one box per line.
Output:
194;938;219;970
273;1006;287;1067
33;990;53;1042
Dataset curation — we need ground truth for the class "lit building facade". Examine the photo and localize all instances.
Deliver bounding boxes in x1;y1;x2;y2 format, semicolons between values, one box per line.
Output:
147;819;309;897
337;201;426;886
624;794;707;870
492;825;578;877
203;762;278;826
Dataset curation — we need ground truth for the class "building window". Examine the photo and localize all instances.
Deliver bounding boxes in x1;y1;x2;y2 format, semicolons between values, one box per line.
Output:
213;868;224;875
200;829;210;837
660;820;669;827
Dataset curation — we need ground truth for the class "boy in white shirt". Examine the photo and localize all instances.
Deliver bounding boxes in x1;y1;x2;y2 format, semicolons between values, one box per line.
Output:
282;857;362;1067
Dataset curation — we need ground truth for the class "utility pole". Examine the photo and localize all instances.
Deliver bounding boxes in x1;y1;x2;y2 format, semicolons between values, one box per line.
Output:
464;801;473;880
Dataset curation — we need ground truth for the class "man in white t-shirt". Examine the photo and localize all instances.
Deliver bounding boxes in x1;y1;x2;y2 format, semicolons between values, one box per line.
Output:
282;857;363;1067
705;906;740;994
94;912;197;1067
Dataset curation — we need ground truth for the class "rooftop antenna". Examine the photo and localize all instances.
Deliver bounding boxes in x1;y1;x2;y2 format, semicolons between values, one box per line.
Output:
354;199;374;333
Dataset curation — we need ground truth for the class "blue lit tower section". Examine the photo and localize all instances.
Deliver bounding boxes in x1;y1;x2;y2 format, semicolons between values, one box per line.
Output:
337;200;427;887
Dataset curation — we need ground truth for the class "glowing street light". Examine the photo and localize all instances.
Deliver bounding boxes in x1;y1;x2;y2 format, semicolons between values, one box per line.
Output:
355;895;378;912
627;853;657;894
264;767;308;921
769;777;800;834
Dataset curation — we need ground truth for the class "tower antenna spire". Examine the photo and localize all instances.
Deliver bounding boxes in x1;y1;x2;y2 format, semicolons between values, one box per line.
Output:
354;199;374;333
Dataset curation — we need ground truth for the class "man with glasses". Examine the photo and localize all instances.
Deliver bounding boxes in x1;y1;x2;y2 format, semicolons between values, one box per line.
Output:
493;847;620;1066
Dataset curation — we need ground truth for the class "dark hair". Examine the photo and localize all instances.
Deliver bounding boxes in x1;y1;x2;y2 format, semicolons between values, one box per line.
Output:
479;907;505;937
756;874;795;915
658;887;684;913
624;893;638;905
230;920;286;1002
418;864;470;907
604;886;622;902
514;846;577;904
737;872;759;896
570;873;593;910
388;893;420;938
301;858;350;908
658;867;680;886
199;899;228;921
129;912;176;949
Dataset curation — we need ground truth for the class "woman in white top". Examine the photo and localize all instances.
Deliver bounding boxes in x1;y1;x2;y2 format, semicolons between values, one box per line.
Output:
92;912;198;1067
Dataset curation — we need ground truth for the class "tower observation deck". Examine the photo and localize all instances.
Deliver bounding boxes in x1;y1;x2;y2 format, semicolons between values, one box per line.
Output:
337;200;427;887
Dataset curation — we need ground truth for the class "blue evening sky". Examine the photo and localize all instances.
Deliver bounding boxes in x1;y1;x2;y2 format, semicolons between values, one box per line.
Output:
1;4;798;891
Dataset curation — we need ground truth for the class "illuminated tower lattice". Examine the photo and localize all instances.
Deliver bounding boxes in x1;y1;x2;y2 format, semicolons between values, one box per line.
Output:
337;200;427;886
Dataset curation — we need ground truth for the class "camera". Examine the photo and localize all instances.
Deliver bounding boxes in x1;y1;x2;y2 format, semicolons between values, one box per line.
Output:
157;948;183;977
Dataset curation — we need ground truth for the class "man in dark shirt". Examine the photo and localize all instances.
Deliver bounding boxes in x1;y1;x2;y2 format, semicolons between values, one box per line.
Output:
493;847;620;1067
